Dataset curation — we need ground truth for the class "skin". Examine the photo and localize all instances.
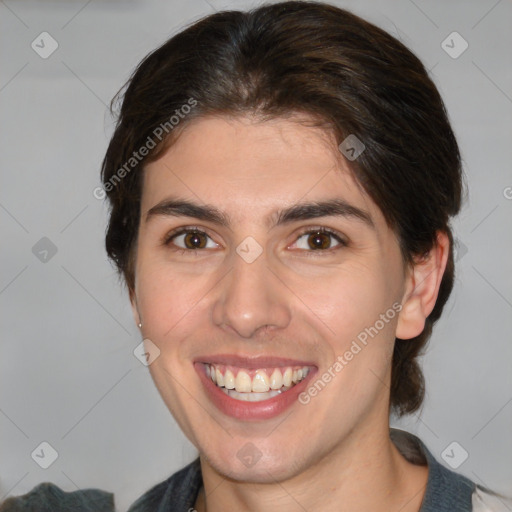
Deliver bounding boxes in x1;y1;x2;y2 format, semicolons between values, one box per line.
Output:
130;114;449;511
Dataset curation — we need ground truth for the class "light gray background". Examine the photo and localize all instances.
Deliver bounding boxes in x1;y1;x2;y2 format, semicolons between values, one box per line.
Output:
1;0;511;510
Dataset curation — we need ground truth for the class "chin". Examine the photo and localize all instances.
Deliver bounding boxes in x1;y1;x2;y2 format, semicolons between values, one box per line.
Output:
201;440;311;484
212;455;299;484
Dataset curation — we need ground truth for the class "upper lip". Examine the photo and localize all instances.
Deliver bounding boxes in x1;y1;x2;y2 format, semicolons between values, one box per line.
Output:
194;354;317;369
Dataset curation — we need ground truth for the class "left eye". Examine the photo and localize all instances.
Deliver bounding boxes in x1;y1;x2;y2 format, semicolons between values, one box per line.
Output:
292;229;345;251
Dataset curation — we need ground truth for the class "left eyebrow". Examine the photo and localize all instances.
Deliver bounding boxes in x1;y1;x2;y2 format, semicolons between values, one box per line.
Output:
272;199;375;230
145;197;374;230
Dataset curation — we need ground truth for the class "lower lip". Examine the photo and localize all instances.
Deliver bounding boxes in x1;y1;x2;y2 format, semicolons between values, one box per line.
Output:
195;363;316;421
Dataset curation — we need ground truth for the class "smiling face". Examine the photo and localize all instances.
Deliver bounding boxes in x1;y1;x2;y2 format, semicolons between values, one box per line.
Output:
131;114;420;482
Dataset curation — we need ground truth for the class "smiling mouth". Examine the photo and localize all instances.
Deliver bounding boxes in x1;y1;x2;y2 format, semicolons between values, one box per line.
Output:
203;363;312;402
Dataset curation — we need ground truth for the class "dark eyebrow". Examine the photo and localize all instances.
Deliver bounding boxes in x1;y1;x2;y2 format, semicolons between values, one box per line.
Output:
272;199;374;229
146;199;231;227
145;197;374;229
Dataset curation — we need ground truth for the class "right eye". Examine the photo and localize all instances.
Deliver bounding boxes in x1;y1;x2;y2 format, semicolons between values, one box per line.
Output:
164;228;219;252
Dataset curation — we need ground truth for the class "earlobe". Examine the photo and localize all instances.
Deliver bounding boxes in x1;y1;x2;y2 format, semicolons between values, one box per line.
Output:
395;231;450;340
129;290;142;329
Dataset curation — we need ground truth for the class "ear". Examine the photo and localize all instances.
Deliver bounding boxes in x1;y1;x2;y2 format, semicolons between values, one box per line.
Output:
396;231;450;340
129;289;142;327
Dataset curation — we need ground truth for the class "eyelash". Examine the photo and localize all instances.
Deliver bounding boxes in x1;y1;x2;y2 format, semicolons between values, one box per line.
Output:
162;225;348;256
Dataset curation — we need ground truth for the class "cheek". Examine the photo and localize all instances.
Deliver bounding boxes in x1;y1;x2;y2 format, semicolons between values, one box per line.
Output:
135;258;212;343
292;261;398;344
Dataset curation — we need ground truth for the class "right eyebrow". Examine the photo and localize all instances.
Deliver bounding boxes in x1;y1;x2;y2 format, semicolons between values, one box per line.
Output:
145;199;231;227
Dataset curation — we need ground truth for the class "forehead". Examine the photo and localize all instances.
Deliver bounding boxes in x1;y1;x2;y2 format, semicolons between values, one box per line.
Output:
141;115;385;229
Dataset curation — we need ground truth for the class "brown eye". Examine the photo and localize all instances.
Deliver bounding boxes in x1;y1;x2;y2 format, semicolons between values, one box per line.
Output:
166;229;218;251
292;228;346;252
307;231;332;250
183;231;207;249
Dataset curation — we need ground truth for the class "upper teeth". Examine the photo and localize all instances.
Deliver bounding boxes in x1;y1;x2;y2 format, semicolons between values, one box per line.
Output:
205;364;310;392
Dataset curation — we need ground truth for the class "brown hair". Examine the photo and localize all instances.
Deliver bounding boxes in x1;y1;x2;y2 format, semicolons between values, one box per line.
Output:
101;0;464;416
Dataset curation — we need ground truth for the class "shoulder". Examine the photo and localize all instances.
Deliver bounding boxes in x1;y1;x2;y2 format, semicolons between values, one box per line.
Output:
0;482;114;512
391;428;512;512
472;486;512;512
127;458;202;512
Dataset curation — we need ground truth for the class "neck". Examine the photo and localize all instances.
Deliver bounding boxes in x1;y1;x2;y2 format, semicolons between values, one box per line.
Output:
196;423;428;512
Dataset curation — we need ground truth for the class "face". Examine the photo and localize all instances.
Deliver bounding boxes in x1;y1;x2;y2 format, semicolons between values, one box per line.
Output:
132;115;413;482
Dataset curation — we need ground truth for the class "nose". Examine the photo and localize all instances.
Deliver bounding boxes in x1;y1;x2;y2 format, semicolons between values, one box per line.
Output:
212;244;291;339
